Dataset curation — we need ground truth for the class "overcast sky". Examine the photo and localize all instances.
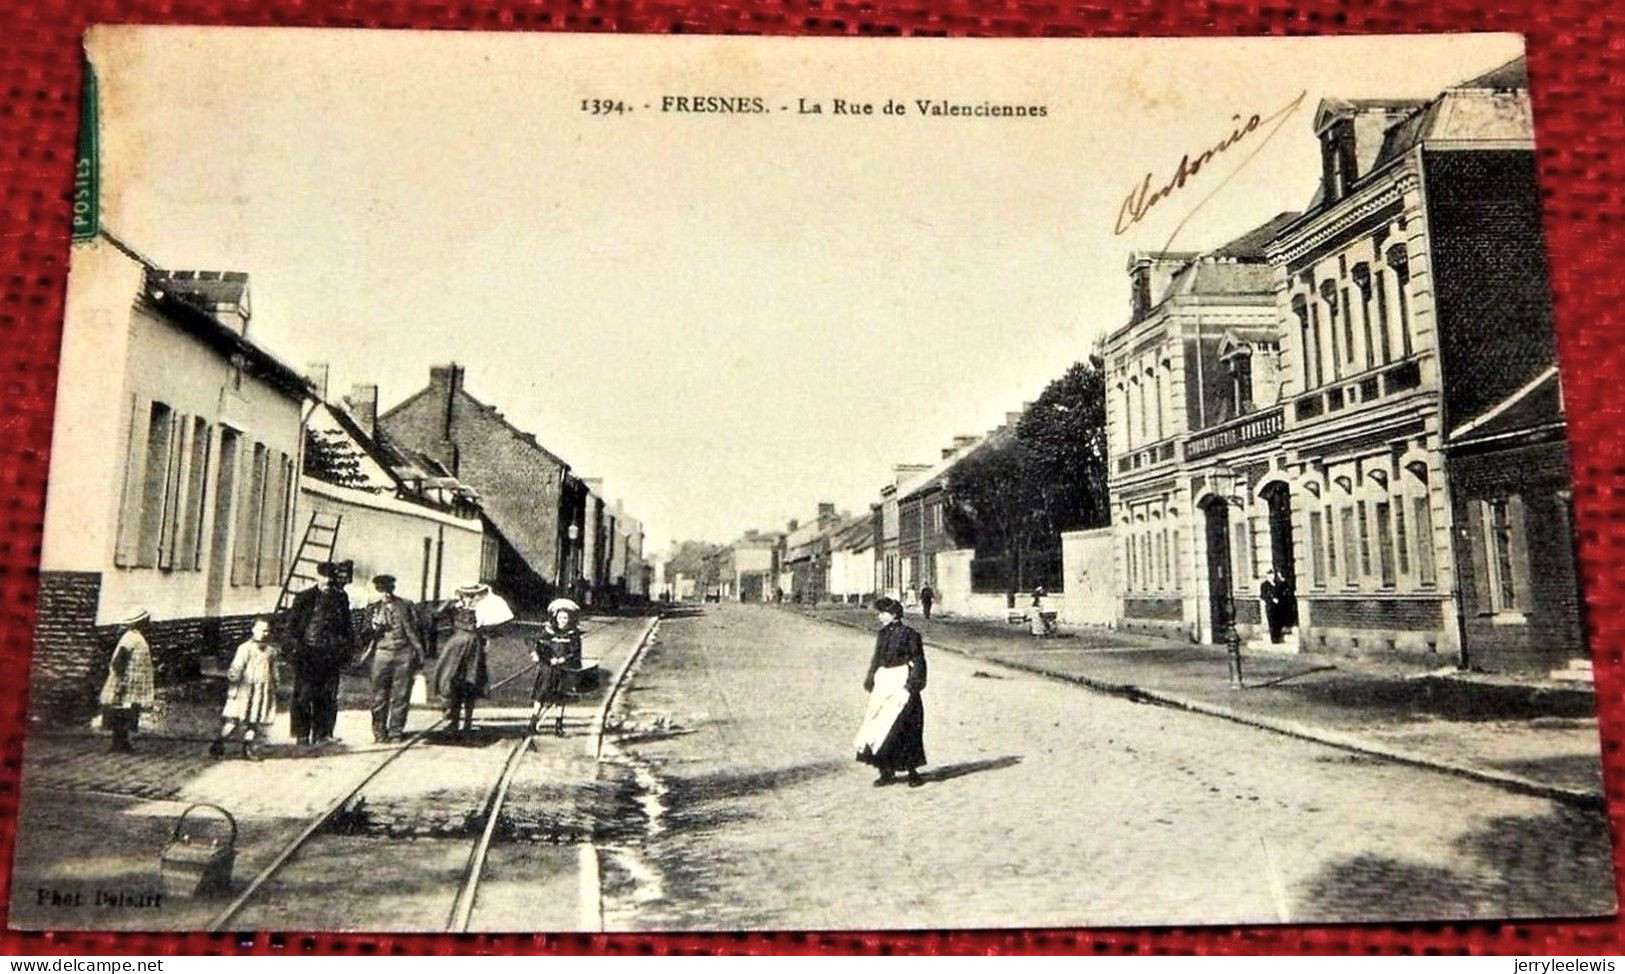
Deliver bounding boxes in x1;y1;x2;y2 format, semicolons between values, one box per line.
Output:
87;28;1524;552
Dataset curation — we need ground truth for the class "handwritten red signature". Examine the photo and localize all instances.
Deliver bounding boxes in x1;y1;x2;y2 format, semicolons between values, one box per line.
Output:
1114;90;1308;238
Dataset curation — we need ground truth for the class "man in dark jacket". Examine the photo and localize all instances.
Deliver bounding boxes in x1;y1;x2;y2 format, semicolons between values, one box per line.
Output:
1260;568;1292;644
285;560;356;744
360;573;423;743
919;584;935;620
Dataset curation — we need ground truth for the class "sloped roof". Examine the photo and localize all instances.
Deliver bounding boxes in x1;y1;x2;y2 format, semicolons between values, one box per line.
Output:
1210;212;1302;259
902;424;1017;501
153;269;249;309
1449;366;1563;444
829;514;876;553
1459;56;1528;90
1163;260;1277;299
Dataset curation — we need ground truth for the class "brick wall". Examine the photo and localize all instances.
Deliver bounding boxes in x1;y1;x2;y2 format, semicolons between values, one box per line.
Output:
1123;596;1181;620
1425;150;1556;432
29;572;103;722
1307;597;1443;631
30;570;261;724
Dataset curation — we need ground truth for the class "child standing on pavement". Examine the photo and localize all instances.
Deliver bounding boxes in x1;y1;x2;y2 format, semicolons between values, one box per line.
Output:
210;616;279;761
99;608;156;753
529;599;583;737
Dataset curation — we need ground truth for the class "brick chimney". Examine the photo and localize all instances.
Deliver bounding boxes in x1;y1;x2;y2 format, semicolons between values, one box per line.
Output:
893;463;931;487
817;502;837;526
941;447;956;459
787;519;799;533
427;363;465;474
345;383;379;439
953;435;977;449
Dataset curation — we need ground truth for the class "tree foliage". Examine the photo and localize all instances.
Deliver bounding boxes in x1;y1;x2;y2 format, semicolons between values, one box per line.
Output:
941;358;1110;596
1016;356;1112;535
665;540;724;585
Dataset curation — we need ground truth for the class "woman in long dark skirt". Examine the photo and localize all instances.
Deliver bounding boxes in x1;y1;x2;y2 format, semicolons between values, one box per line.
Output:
430;584;493;732
529;598;583;737
852;596;927;787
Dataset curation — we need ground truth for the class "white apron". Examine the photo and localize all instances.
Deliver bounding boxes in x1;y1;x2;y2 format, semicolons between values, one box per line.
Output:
852;663;911;758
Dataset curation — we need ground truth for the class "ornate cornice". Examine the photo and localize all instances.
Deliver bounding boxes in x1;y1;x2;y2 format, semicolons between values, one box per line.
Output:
1267;163;1420;268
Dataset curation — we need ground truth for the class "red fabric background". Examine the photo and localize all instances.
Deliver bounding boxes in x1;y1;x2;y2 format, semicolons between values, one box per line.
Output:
1;0;1622;956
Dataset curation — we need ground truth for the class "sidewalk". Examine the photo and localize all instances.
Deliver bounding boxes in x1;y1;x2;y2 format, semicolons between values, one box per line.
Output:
791;604;1605;805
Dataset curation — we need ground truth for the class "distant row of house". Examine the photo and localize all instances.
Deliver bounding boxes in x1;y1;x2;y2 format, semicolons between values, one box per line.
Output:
683;411;1100;626
686;55;1584;677
32;231;650;719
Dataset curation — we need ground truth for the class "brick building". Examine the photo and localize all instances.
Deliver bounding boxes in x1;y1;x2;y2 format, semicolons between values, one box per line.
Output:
380;364;572;610
871;464;932;601
897;434;984;603
33;234;308;720
782;503;843;603
299;386;491;609
1447;368;1582;673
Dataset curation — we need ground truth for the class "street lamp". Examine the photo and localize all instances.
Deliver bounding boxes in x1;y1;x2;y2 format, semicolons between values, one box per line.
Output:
1208;463;1246;690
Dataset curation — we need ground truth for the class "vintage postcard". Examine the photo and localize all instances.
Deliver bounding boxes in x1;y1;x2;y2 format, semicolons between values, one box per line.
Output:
11;27;1613;932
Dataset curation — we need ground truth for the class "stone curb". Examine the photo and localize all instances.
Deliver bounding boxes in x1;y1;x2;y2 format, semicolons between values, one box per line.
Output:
798;608;1604;809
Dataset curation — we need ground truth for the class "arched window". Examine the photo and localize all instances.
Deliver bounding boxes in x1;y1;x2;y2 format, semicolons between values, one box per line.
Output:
1291;294;1314;390
1386;244;1413;358
1352;262;1383;366
1320;278;1344;379
1404;459;1436;586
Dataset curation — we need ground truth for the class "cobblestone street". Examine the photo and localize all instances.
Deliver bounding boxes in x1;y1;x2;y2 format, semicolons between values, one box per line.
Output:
603;604;1615;931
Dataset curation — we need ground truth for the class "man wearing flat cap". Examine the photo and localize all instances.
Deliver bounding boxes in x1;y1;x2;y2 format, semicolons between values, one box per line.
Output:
360;573;423;743
285;559;356;745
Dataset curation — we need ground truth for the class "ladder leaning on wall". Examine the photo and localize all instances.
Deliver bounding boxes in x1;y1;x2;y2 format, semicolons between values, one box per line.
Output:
276;511;342;613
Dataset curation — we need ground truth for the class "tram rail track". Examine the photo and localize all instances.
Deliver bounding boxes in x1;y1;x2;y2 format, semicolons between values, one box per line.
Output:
204;613;660;933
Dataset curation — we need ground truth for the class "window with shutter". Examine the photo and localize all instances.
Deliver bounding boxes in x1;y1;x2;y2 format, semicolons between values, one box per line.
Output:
1356;499;1372;578
157;411;186;570
177;419;211;570
113;396;149;567
232;442;267;586
134;402;174;569
1412;495;1437;586
1339;507;1357;587
1466;499;1493;612
258;451;293;586
1308;510;1325;586
1233;520;1251;590
1507;494;1533;614
1375;500;1396;588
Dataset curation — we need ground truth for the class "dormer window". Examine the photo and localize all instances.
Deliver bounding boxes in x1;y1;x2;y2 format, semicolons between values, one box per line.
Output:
1221;346;1254;417
1320;119;1358;204
1131;262;1152;320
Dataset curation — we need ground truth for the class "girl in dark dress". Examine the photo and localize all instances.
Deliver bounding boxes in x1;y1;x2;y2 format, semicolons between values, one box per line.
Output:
852;597;928;787
530;599;583;737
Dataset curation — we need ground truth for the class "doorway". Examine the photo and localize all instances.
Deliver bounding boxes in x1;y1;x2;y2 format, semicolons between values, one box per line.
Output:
203;427;241;620
1262;482;1299;629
